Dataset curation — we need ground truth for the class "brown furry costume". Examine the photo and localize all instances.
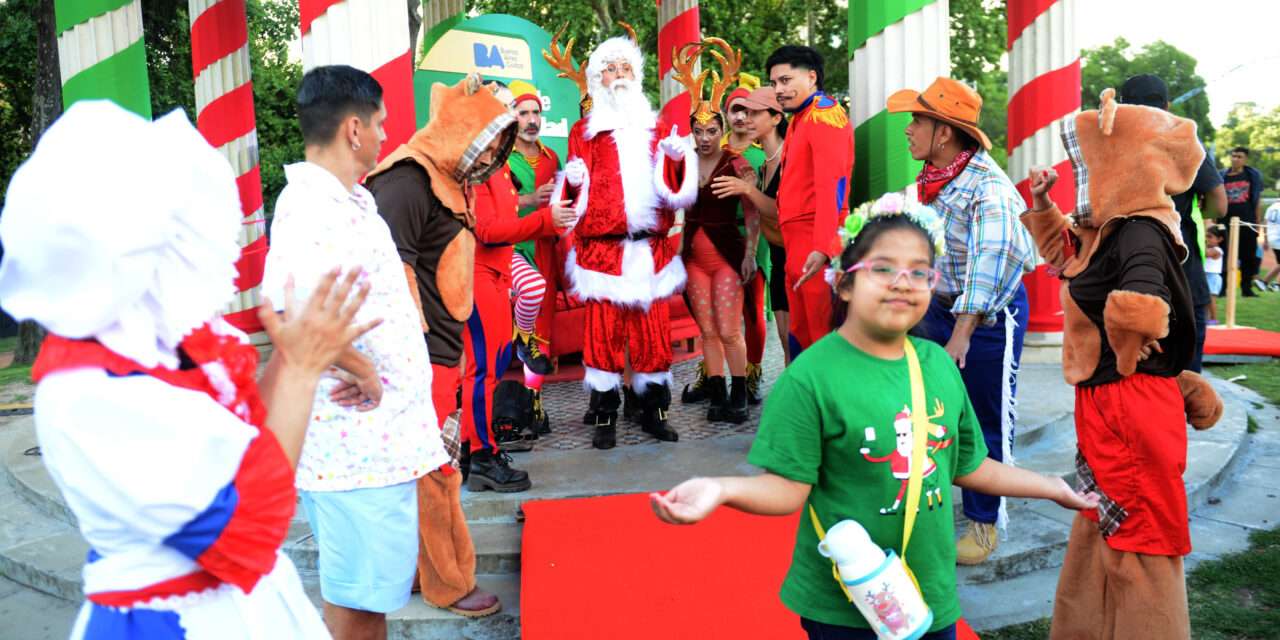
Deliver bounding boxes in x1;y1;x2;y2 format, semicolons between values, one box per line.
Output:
1019;89;1225;640
365;75;516;613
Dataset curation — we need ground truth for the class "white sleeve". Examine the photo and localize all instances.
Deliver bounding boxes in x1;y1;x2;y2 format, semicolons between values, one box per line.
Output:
34;369;257;547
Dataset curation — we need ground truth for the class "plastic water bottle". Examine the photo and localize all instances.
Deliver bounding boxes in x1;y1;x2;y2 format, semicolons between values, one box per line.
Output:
817;519;934;640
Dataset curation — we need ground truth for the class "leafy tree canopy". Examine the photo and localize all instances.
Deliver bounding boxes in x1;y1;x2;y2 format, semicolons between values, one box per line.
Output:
1215;102;1280;192
1081;37;1214;140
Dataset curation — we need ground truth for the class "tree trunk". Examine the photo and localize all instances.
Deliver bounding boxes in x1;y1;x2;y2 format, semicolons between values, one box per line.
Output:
15;0;62;366
591;0;613;35
406;0;421;65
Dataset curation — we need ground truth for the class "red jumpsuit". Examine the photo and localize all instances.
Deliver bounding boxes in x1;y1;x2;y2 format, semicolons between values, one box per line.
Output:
777;92;854;356
508;143;563;346
460;168;557;453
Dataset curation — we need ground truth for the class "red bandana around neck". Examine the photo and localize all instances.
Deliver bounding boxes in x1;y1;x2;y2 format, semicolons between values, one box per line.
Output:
917;148;975;205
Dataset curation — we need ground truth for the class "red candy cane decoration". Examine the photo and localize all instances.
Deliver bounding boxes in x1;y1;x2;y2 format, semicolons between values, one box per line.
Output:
300;0;416;161
657;0;701;132
1008;0;1080;334
189;0;267;337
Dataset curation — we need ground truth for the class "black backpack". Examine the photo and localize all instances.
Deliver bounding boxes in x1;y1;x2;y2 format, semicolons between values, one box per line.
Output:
492;379;534;445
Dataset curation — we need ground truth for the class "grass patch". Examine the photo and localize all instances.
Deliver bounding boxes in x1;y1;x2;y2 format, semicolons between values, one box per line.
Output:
981;618;1050;639
0;364;32;387
0;336;15;353
983;527;1280;639
1208;294;1280;405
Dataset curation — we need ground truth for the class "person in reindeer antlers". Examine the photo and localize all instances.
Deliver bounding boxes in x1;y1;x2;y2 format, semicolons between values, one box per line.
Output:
556;24;699;450
1019;88;1225;640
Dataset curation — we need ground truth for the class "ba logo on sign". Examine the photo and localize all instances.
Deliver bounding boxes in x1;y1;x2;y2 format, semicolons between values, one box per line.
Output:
474;44;505;68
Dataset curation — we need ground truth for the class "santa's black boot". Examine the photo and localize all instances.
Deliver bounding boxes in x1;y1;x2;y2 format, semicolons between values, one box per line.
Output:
582;387;602;426
639;383;679;442
591;389;621;450
622;385;641;422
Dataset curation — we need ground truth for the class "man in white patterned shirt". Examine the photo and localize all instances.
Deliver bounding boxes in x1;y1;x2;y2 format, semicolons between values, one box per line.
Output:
263;65;450;639
888;77;1037;565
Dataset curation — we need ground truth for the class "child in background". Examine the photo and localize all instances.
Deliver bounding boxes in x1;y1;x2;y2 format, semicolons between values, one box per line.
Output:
1263;201;1280;291
650;206;1097;640
1205;225;1224;321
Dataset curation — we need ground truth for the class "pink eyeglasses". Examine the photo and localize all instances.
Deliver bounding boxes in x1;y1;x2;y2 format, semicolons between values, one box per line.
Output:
846;260;941;291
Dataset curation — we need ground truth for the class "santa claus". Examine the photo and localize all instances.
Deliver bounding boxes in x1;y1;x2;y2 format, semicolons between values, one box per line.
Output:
555;31;698;450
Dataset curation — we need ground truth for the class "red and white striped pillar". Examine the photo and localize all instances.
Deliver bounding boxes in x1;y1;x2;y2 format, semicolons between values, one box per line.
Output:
189;0;267;339
1007;0;1079;335
657;0;700;131
299;0;417;160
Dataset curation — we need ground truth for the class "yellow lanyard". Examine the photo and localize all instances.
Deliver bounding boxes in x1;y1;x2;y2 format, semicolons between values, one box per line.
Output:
810;339;928;600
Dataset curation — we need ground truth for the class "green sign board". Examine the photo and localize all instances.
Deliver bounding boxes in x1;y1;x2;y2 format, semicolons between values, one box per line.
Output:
417;14;580;160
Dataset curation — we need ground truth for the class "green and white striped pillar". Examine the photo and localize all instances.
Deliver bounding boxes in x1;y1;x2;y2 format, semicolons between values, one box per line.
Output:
55;0;151;116
848;0;949;204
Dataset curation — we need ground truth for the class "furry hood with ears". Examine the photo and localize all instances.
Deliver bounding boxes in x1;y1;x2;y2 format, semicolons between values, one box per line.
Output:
368;74;516;222
1059;88;1203;274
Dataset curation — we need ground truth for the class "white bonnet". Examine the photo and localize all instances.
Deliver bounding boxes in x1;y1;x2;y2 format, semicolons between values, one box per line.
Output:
0;100;243;368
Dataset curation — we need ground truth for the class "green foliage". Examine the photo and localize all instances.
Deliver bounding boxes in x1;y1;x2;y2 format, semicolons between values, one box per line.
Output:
0;0;302;214
463;0;847;105
1215;102;1280;190
1080;37;1214;141
0;0;41;194
950;0;1006;87
1186;526;1280;639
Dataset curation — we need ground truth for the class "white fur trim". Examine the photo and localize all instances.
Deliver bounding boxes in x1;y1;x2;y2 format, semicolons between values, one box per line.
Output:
653;133;698;211
995;305;1021;539
583;367;622;392
565;241;686;308
608;128;661;234
631;371;673;392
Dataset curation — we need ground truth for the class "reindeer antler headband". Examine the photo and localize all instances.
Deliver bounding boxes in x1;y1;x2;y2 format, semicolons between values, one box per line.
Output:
672;37;743;126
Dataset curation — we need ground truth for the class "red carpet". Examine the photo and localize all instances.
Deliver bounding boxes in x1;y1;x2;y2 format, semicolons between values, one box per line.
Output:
1205;327;1280;357
521;493;804;639
520;493;983;639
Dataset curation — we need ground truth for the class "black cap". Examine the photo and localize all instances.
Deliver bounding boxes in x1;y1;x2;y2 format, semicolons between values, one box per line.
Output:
1119;74;1169;109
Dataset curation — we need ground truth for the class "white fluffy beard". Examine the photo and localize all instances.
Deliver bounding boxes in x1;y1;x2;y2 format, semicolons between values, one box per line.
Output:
588;79;655;133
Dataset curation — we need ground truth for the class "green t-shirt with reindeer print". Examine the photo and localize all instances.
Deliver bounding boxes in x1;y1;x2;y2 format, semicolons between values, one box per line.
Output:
748;333;987;632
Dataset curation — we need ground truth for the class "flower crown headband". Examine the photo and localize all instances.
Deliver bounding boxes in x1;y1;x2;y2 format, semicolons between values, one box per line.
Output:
828;192;947;282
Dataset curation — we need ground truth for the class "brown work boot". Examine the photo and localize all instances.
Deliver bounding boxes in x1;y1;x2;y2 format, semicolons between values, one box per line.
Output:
445;587;501;618
956;521;998;565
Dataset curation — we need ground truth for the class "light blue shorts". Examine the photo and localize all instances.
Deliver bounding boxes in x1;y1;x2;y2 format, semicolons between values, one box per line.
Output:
299;480;418;613
1206;273;1223;295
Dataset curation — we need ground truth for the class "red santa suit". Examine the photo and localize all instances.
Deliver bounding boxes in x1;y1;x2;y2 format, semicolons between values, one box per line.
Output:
556;37;697;392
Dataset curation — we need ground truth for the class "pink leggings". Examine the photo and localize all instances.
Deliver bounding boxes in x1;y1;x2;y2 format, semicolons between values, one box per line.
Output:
686;230;746;377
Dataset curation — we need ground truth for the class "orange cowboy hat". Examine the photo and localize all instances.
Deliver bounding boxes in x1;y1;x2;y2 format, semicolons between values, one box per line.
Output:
886;77;992;150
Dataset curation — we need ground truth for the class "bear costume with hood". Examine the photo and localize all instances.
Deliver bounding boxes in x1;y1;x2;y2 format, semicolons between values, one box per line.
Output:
1019;89;1224;640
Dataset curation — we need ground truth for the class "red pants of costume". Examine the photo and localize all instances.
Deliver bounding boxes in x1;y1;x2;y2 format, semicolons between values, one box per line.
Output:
686;231;746;378
461;267;515;454
781;219;833;356
419;362;476;607
1075;373;1189;555
743;269;767;365
582;298;672;390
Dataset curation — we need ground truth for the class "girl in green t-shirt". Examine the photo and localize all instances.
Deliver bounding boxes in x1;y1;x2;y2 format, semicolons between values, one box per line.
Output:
651;212;1098;639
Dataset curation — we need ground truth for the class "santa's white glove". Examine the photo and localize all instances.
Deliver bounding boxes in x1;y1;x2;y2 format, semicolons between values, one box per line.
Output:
658;130;689;161
564;158;588;187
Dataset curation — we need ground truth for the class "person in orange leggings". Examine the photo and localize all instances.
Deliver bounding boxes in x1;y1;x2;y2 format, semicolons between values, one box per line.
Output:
683;76;760;423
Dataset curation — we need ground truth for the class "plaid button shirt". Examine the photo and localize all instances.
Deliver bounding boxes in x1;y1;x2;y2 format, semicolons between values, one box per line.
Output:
930;150;1039;322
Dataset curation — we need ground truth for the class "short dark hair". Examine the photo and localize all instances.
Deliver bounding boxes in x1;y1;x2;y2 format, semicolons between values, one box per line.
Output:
765;45;825;91
1232;146;1250;157
830;214;936;329
297;65;383;146
689;113;725;131
1207;224;1226;239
